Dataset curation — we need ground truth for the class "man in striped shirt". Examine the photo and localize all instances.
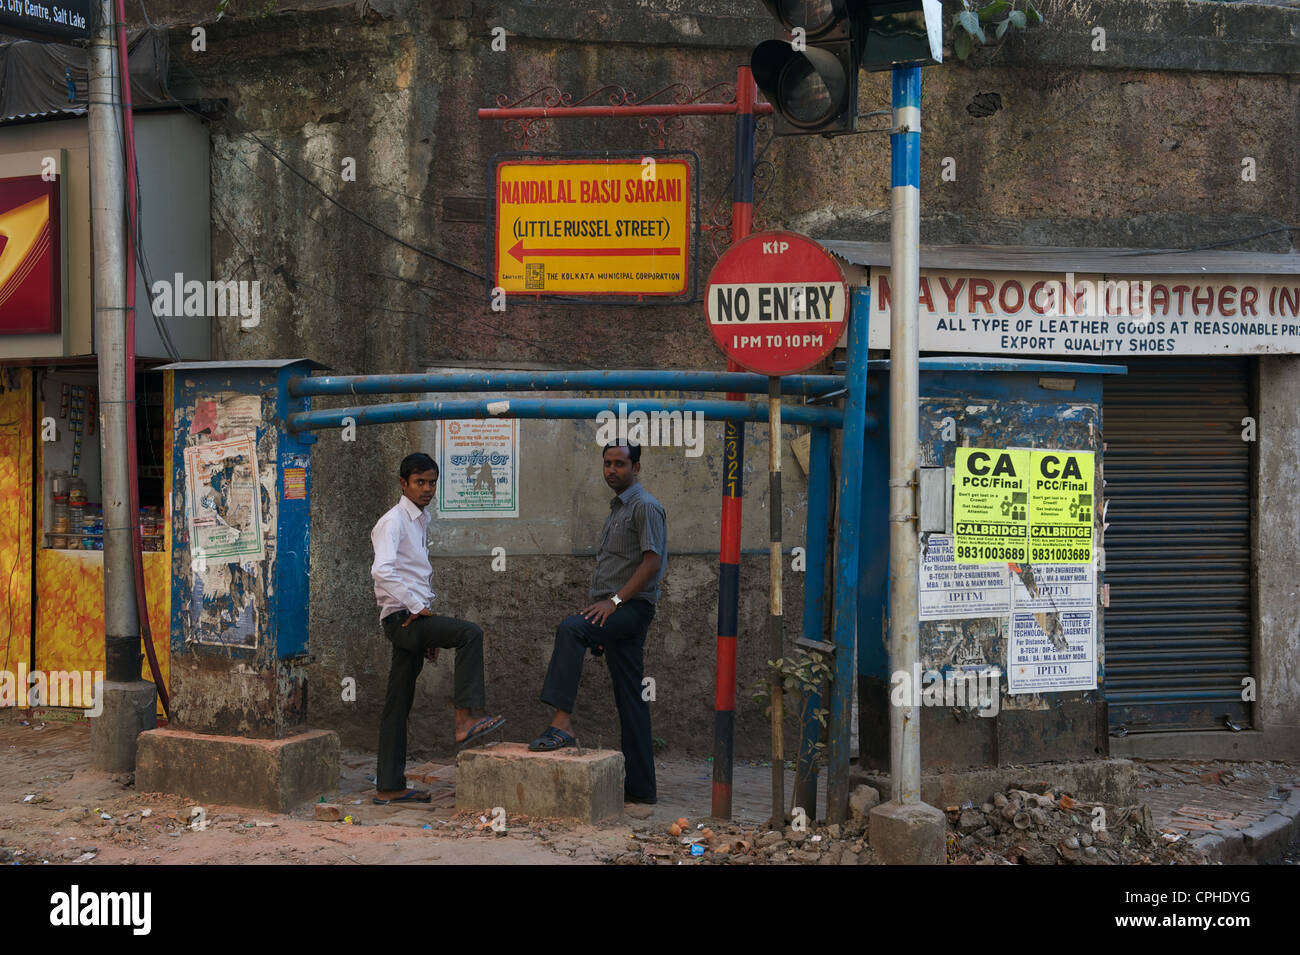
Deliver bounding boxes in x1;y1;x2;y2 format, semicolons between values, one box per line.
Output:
529;443;667;805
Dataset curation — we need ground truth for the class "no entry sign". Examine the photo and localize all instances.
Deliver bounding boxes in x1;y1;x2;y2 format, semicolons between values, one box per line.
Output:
705;231;849;375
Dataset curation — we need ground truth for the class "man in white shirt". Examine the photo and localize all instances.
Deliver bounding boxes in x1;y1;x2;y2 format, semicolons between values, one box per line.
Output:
370;452;505;804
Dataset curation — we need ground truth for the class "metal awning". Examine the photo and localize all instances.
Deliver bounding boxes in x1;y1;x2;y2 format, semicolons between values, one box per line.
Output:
836;356;1128;375
818;241;1300;275
155;359;328;372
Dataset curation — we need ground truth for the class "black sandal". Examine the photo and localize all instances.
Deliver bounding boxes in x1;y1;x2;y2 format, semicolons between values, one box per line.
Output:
528;726;576;751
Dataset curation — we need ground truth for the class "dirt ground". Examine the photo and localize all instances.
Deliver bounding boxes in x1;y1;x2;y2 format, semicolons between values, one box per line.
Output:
0;717;864;865
3;717;1296;865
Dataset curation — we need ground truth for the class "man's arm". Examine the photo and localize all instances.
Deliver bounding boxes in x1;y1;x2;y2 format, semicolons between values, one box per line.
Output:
370;519;428;617
581;551;661;626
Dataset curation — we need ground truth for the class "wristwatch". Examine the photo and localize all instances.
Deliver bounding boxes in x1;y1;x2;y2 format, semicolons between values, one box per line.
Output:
610;594;623;607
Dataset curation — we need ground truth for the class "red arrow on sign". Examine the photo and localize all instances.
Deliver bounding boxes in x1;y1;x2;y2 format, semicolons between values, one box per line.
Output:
508;240;680;262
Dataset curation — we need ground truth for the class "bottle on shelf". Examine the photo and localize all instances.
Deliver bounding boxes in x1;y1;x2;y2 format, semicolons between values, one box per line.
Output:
67;476;87;550
50;469;70;548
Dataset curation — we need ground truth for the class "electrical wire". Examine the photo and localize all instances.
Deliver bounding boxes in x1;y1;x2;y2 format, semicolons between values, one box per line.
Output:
244;132;485;281
107;29;180;361
201;147;607;367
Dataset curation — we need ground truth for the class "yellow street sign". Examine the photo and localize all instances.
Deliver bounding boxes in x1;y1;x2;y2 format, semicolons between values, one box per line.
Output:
493;157;692;298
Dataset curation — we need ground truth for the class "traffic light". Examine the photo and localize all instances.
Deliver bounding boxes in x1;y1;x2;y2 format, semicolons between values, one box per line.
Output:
751;0;943;136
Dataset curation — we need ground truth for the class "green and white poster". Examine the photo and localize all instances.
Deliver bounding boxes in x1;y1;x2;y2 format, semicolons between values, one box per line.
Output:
1028;451;1094;563
437;418;519;518
953;448;1030;564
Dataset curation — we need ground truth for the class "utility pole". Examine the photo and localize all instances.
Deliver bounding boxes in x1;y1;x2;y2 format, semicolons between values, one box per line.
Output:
867;63;946;863
89;0;157;771
888;64;922;807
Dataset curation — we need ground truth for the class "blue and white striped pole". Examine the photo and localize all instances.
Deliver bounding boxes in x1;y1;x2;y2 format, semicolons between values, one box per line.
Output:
889;64;923;806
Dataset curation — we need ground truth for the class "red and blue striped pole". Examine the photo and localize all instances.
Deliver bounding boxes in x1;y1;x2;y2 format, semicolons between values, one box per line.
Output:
712;65;757;821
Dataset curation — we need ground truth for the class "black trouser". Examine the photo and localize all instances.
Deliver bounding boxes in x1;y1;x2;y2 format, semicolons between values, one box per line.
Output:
540;599;656;801
376;610;486;792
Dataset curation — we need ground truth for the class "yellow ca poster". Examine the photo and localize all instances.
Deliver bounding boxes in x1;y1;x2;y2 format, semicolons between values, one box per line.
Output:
953;448;1030;564
1028;451;1094;563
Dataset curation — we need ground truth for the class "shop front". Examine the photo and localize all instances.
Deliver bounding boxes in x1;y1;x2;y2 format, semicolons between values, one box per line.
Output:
0;362;171;712
0;109;210;715
826;240;1300;760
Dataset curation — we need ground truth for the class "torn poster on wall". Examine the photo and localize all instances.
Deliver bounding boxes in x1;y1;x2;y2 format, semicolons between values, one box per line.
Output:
1008;609;1097;694
183;434;266;563
920;531;1099;694
919;534;1012;620
1010;562;1095;612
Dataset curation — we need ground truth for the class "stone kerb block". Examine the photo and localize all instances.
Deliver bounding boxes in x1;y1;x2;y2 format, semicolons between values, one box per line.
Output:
456;742;624;823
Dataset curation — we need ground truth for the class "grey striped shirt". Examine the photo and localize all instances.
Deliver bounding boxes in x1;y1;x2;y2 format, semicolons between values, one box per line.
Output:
589;482;668;604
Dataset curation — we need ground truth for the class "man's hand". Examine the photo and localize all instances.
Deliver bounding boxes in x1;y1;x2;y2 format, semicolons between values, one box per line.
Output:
424;647;439;663
580;598;618;627
401;607;434;628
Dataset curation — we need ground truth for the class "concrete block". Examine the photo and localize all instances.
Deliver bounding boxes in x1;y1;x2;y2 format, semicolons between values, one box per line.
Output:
89;681;158;773
1213;827;1247;864
135;727;340;813
1191;833;1225;862
849;784;881;821
455;742;624;823
1280;788;1300;821
860;758;1136;809
1241;812;1297;864
869;800;948;865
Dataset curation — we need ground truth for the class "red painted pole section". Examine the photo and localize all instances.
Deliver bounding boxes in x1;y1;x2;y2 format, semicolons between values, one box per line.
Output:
712;66;758;821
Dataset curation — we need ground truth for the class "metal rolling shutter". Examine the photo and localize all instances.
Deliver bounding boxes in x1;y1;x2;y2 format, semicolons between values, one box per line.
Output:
1102;357;1253;733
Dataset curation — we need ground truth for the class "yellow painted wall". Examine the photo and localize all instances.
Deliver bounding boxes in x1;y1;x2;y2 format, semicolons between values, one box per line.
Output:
0;369;33;672
29;372;172;713
32;550;171;709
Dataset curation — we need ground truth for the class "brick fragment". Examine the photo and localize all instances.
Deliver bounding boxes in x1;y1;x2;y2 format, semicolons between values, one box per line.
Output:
314;803;342;821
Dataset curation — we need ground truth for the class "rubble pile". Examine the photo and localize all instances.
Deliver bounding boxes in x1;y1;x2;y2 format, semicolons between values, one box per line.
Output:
614;814;876;865
946;782;1207;865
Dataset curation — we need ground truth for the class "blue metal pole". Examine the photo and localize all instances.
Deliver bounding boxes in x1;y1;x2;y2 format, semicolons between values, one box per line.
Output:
827;290;870;824
288;370;846;399
795;425;832;815
286;397;851;432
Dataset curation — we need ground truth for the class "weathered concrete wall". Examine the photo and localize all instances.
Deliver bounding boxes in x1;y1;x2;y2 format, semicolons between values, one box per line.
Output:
309;411;814;758
1256;356;1300;746
316;555;803;758
116;0;1300;758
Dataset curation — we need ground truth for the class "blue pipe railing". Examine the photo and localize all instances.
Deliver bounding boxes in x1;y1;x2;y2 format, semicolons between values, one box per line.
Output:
287;397;856;432
288;370;861;399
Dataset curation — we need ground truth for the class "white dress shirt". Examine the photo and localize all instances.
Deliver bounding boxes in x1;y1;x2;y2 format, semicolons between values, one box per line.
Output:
370;495;436;620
